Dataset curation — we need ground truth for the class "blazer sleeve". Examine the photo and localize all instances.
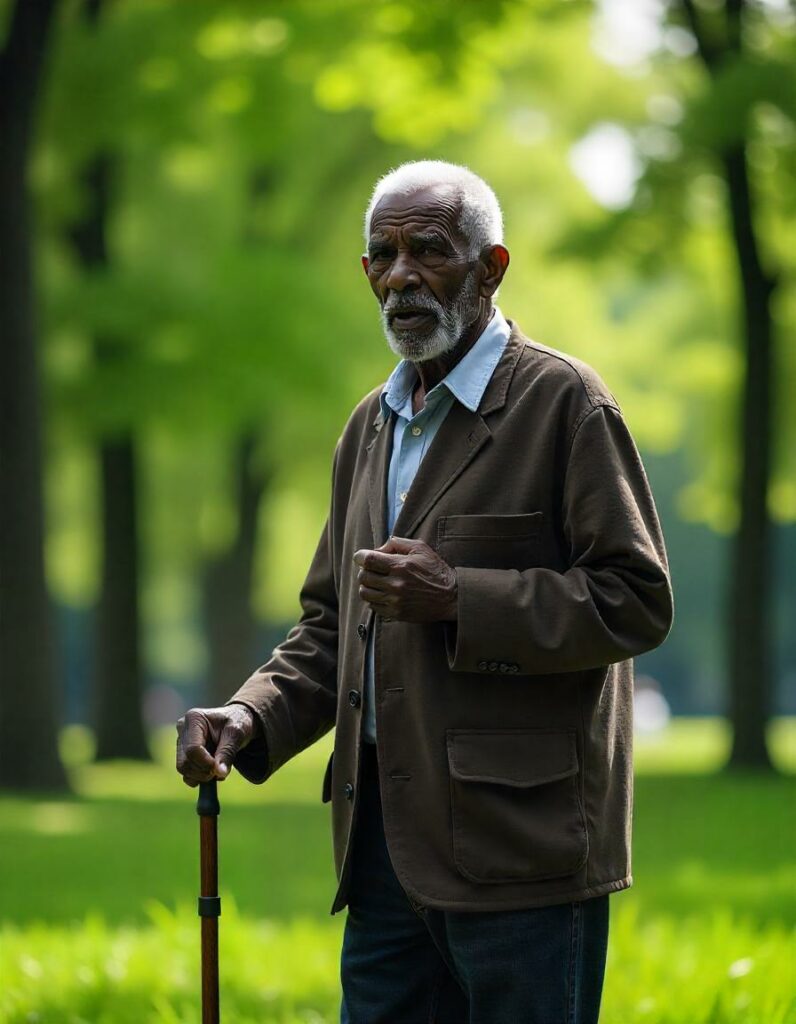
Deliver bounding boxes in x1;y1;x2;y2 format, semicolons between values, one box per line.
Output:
225;447;340;784
444;403;674;675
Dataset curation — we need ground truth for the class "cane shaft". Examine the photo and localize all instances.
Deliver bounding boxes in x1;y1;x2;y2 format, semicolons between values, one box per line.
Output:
199;788;220;1024
201;917;219;1024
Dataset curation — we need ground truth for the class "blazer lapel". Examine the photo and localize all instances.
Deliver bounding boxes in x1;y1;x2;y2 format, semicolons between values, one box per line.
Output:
391;402;490;539
393;326;525;540
366;405;394;547
364;324;525;546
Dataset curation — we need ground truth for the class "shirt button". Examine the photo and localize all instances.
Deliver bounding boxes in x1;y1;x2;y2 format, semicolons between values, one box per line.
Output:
357;623;367;640
399;491;408;502
344;782;355;801
348;689;361;708
411;425;422;436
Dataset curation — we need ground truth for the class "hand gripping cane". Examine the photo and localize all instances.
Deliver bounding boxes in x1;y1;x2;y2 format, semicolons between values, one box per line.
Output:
197;780;221;1024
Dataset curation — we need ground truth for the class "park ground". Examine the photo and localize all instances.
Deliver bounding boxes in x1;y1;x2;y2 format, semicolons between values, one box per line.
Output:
1;718;794;1023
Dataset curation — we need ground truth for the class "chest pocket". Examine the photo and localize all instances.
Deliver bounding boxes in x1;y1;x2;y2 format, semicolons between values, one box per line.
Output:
436;512;542;571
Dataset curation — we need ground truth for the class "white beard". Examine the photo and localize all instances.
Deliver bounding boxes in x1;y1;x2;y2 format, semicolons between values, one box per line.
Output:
380;269;480;362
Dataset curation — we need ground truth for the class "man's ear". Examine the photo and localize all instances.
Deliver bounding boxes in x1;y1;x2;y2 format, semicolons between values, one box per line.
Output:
361;254;370;275
479;244;510;298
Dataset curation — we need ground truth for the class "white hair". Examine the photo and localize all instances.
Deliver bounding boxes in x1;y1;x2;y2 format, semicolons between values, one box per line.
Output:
363;160;504;256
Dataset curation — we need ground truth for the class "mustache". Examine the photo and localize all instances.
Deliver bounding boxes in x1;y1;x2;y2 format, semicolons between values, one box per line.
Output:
382;293;443;318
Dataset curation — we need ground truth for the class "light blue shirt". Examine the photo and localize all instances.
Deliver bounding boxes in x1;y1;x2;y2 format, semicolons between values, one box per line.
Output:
363;306;512;743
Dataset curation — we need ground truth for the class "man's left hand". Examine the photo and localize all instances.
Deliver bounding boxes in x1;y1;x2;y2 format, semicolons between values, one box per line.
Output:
353;537;458;623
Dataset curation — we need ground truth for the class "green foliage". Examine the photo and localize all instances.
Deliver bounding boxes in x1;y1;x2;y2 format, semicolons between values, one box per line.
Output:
1;901;793;1023
1;904;343;1023
30;0;795;658
1;721;794;1022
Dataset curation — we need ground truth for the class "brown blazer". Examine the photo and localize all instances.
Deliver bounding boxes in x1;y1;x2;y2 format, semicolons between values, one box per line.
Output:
229;322;674;914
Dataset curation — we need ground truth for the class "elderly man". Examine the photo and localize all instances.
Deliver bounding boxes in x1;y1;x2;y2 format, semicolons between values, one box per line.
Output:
177;160;673;1023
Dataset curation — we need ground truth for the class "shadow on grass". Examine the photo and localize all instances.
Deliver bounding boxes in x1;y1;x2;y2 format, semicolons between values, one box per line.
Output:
0;799;334;926
1;771;793;929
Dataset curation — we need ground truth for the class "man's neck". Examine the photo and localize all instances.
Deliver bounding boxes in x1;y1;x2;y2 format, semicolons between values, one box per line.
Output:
411;303;494;412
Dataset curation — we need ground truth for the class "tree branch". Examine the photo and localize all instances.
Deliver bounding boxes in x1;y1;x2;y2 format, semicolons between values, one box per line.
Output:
680;0;720;72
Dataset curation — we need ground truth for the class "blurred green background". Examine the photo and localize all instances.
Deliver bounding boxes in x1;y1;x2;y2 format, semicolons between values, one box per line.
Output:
0;0;794;1021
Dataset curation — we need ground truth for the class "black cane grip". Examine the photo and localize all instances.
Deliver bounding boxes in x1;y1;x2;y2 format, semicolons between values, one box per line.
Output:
197;779;220;817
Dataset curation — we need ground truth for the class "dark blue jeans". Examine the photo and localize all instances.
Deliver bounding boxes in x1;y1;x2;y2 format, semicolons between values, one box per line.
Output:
340;743;609;1024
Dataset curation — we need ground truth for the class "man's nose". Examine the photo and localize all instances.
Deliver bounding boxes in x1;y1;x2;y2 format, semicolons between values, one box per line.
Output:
383;250;420;293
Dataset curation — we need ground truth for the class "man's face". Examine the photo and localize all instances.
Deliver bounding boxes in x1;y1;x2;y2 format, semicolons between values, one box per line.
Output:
363;185;483;362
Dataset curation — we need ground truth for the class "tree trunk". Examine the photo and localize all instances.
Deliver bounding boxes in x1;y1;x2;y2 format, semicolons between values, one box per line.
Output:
93;431;149;759
681;0;778;769
0;0;68;790
69;149;150;760
723;145;776;769
201;433;269;707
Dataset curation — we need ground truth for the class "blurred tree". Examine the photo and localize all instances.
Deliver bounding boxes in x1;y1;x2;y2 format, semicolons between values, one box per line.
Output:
542;0;793;768
201;430;268;706
677;0;780;767
475;0;790;770
0;0;68;789
67;0;149;761
200;169;273;708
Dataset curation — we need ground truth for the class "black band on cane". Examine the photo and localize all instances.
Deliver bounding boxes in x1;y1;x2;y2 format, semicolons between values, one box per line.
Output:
197;780;220;817
198;896;221;918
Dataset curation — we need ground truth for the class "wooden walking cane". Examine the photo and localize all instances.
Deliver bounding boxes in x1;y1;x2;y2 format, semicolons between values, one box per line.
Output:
197;779;221;1024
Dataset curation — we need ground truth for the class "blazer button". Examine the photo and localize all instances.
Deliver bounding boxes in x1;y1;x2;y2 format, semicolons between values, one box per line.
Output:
477;660;488;671
488;661;498;672
348;689;361;708
510;664;519;673
357;623;367;640
344;782;355;800
499;662;509;673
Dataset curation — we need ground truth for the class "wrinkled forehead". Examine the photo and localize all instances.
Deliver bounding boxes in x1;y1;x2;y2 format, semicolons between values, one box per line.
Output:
369;184;464;241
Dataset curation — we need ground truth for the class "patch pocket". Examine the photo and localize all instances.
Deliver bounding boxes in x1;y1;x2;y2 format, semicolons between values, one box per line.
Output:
447;729;588;884
436;512;542;571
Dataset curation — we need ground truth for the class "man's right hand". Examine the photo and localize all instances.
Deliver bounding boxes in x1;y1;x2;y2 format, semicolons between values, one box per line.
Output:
175;704;260;787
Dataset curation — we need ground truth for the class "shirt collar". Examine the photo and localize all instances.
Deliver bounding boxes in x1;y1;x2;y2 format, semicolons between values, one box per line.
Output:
379;306;511;419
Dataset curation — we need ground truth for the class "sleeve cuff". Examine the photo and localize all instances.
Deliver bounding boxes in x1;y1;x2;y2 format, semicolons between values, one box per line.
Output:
224;699;272;785
444;567;523;676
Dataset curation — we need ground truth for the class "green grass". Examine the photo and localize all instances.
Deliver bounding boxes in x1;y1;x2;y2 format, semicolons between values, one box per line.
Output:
1;719;794;1022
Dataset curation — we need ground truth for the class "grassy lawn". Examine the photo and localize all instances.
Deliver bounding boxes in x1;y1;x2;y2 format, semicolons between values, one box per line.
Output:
1;719;794;1022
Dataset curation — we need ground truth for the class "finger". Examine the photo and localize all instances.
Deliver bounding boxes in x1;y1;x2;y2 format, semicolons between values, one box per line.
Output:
184;724;217;773
181;709;214;752
184;742;215;772
353;548;395;574
357;568;393;591
213;721;246;778
380;536;417;554
176;712;214;776
354;549;397;574
180;759;216;784
360;585;393;606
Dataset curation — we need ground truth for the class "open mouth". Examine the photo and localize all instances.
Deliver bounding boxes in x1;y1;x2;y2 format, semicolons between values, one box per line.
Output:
388;310;437;331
